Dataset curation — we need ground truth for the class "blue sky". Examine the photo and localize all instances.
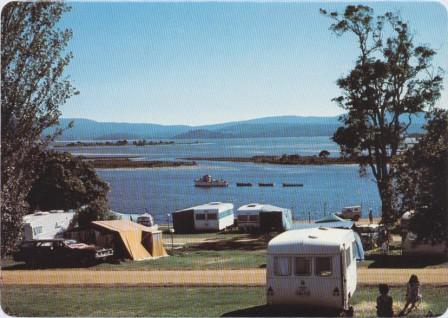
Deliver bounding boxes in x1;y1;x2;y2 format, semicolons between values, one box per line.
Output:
60;1;448;125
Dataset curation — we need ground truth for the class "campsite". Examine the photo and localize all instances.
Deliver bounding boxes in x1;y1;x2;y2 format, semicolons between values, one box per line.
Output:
2;216;448;317
2;1;448;317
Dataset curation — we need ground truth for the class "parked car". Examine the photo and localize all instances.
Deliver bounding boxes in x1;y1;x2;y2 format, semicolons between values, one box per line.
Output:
337;206;362;221
13;239;114;267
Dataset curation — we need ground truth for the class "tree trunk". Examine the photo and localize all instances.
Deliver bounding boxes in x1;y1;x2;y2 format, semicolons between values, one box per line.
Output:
377;177;395;225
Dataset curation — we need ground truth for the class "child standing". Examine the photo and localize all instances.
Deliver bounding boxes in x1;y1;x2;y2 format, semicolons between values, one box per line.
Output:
377;284;394;317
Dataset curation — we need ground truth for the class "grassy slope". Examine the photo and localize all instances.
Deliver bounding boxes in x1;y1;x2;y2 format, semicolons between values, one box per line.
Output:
2;232;270;271
2;286;447;317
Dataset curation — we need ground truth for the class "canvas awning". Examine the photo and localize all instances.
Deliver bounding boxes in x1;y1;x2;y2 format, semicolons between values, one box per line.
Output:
91;220;167;261
315;213;346;223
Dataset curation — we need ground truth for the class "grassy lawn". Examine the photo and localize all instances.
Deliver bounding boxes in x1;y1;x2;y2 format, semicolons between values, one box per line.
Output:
1;249;266;271
2;285;447;317
2;232;271;271
93;249;266;270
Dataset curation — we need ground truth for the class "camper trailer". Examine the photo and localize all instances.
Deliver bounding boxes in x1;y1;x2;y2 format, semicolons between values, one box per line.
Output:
266;228;361;310
22;210;76;240
236;203;293;232
172;202;234;233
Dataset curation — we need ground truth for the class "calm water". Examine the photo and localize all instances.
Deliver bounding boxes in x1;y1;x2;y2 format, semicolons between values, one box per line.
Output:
57;137;381;223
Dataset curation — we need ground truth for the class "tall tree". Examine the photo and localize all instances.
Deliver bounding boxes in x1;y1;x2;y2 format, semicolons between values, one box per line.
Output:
392;109;448;243
321;5;443;224
27;151;110;211
1;2;77;256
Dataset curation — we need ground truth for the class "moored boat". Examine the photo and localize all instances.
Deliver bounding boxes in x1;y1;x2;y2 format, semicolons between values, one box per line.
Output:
282;183;304;187
236;182;252;187
259;183;274;187
194;175;228;187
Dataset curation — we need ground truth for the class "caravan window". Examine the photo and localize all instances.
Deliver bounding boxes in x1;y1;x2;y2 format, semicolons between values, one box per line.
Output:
33;226;43;236
294;257;311;276
315;257;332;277
248;215;259;222
352;242;358;260
237;215;248;222
195;213;205;220
207;213;217;220
274;256;291;276
220;209;233;218
346;247;352;266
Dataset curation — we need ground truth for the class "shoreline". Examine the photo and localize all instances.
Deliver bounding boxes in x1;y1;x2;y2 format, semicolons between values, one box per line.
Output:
181;155;357;165
79;156;197;169
55;140;203;148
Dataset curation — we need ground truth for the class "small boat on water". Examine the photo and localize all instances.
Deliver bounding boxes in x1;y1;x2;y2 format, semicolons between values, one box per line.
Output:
259;183;274;187
194;175;228;187
236;182;252;187
282;183;304;187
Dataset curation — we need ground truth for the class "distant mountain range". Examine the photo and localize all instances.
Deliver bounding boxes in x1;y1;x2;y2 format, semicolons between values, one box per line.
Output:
46;114;427;141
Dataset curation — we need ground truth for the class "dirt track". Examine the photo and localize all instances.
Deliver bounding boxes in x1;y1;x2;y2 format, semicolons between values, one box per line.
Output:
1;268;447;287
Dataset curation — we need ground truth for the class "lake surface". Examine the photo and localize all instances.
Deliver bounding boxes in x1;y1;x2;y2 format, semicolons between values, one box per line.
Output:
56;137;381;223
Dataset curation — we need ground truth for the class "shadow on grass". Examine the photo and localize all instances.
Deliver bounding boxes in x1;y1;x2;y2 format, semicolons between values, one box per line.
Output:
188;233;276;252
221;305;341;317
1;259;114;270
367;255;447;268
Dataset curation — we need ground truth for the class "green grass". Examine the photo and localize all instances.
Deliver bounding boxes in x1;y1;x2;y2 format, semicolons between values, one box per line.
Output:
1;286;265;317
351;285;448;317
2;285;447;317
94;249;266;270
2;232;270;271
1;249;266;271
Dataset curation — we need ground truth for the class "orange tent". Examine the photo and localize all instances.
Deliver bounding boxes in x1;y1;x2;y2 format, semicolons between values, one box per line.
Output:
91;220;168;261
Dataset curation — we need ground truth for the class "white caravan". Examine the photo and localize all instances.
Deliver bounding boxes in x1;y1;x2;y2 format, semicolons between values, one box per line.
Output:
173;202;234;232
192;202;234;231
266;227;359;310
237;203;263;230
22;210;76;240
236;203;292;232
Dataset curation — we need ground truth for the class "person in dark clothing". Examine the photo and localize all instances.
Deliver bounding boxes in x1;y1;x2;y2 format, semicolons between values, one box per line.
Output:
377;284;394;317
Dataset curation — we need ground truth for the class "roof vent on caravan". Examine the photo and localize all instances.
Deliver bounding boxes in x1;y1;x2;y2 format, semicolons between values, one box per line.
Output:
319;227;329;230
209;202;221;205
308;235;318;239
49;210;64;213
34;211;50;216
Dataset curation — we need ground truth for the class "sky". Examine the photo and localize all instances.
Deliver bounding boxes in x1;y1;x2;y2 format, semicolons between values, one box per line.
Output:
59;1;448;125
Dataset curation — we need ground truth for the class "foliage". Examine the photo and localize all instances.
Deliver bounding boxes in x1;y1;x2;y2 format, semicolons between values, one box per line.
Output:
321;5;444;224
27;151;113;227
392;108;448;244
318;150;330;158
1;2;77;255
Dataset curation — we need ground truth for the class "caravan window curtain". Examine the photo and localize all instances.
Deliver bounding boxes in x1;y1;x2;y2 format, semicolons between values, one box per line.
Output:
249;215;259;222
315;257;332;277
274;256;291;276
207;213;217;220
195;214;205;220
294;257;311;276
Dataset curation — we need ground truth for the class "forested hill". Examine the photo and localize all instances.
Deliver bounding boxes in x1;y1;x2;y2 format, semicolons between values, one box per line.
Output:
47;114;426;140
